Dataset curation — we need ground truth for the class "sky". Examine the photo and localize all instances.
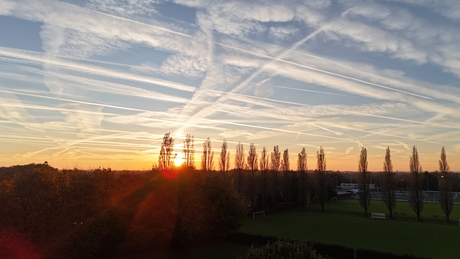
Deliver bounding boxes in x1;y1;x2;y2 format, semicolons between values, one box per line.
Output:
0;0;459;172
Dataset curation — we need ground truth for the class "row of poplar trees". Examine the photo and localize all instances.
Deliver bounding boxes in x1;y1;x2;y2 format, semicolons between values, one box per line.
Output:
158;133;455;223
157;133;329;212
359;146;453;223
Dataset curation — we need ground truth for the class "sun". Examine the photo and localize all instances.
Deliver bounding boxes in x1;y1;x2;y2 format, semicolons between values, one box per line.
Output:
173;152;184;167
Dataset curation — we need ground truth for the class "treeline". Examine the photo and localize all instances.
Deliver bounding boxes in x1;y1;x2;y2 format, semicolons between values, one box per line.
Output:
0;164;246;259
159;133;458;221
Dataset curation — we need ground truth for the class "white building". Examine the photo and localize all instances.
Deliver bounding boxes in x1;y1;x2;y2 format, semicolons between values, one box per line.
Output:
340;183;375;190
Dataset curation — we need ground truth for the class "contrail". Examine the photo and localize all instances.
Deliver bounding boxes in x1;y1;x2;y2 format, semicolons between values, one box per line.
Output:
175;24;329;133
0;47;195;92
207;89;460;131
274;85;357;97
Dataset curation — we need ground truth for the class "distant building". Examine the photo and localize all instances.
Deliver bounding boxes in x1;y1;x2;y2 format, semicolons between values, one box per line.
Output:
340;183;375;190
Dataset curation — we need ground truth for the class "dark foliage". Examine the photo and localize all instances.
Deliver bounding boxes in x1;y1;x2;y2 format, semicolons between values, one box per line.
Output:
242;239;327;259
0;165;247;259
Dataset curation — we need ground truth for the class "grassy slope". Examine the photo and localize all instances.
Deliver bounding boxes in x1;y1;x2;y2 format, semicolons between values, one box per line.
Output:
239;199;460;259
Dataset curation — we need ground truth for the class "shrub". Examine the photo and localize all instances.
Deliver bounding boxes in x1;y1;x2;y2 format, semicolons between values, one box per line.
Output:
242;239;328;259
311;243;354;259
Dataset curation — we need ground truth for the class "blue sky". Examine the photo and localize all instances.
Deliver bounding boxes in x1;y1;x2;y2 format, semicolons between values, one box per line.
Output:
0;0;459;171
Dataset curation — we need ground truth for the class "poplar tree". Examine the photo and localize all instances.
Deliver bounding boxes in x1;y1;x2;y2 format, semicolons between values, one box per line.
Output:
382;146;396;218
409;146;424;221
438;146;453;223
248;143;258;209
316;147;327;213
159;133;174;170
357;147;371;216
219;139;230;175
201;138;214;171
183;134;195;169
282;149;290;201
235;142;245;193
260;147;269;208
297;148;307;210
271;145;281;204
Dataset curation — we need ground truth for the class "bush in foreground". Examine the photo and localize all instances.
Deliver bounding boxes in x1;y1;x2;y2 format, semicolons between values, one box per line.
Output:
242;239;328;259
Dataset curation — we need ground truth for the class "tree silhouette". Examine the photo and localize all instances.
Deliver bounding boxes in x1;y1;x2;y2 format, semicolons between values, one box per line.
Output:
159;133;174;170
438;146;453;223
260;147;269;208
248;143;258;209
316;147;327;213
409;146;424;221
382;146;396;218
282;149;290;201
271;145;281;204
219;139;230;175
201;138;214;171
183;134;195;169
235;142;245;193
297;148;307;210
357;147;371;216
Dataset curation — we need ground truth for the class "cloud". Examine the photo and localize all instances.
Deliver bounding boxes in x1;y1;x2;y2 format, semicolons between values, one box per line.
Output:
87;0;160;17
160;54;209;78
345;147;354;154
269;26;300;40
219;130;250;139
0;47;196;93
0;93;40;131
395;140;411;150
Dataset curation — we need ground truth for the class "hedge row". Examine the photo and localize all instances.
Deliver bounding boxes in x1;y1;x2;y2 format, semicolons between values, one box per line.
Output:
227;232;432;259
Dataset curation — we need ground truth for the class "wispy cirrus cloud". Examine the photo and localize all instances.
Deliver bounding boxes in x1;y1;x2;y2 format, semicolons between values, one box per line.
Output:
1;0;460;171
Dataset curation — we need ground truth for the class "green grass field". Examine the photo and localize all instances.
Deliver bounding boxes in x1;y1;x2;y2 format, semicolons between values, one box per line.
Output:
239;199;460;259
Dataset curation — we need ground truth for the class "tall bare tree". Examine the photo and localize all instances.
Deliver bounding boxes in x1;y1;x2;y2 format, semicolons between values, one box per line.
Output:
235;142;245;193
270;145;281;171
183;134;195;168
235;142;245;170
271;145;281;204
316;147;327;213
382;146;396;218
297;148;307;210
159;133;174;170
282;149;290;201
219;139;230;175
248;143;258;173
201;138;214;171
260;147;269;172
409;146;424;221
438;146;453;223
248;143;258;209
357;147;371;216
260;147;269;208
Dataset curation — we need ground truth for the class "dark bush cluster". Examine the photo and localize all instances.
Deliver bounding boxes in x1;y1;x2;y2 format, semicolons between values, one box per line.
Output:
0;164;247;259
242;240;327;259
230;233;432;259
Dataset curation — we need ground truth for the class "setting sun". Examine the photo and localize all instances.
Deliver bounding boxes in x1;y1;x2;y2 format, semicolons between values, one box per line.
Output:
173;152;183;167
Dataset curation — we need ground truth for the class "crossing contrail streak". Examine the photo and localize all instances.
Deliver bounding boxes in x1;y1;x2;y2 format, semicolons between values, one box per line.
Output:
0;47;195;92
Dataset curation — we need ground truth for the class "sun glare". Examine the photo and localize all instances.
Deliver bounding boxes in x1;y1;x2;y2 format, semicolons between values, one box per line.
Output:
173;152;183;167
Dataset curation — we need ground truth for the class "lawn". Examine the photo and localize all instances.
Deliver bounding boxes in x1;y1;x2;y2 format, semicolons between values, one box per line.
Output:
239;199;460;259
